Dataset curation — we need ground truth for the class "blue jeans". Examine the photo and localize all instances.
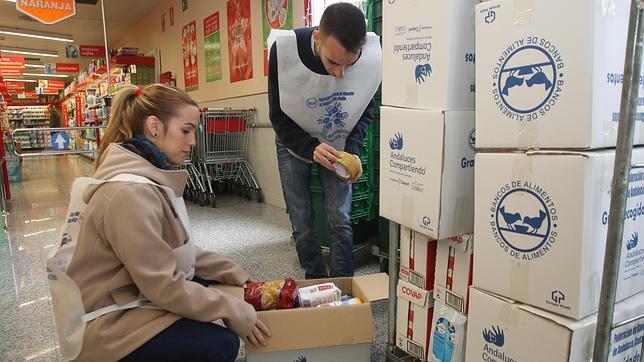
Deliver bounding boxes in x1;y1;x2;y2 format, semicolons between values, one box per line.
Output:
276;141;354;278
120;318;240;362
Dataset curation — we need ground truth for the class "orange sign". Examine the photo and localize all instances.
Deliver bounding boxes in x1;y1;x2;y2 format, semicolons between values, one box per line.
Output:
0;69;23;76
16;0;76;25
0;55;25;69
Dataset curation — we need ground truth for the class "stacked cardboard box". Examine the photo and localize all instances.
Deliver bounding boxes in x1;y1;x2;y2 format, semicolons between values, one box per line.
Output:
380;1;478;360
467;0;644;359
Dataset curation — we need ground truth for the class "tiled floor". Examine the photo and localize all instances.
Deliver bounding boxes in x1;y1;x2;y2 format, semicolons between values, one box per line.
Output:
0;155;388;361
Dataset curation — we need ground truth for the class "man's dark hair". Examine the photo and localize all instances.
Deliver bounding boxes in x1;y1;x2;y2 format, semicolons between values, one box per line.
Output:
319;3;366;53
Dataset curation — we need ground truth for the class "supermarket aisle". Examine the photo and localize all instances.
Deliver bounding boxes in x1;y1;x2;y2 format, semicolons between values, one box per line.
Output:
0;155;386;361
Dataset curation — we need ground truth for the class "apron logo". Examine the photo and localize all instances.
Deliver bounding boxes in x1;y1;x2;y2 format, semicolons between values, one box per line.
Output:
318;102;348;137
306;97;318;108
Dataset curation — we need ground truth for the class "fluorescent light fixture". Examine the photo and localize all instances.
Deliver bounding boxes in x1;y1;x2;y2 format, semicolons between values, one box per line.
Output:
4;0;16;2
3;78;37;83
0;27;71;45
0;47;58;58
0;26;73;42
25;63;45;68
23;72;68;78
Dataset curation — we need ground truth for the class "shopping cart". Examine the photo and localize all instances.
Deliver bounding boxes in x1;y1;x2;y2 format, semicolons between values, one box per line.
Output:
184;108;262;207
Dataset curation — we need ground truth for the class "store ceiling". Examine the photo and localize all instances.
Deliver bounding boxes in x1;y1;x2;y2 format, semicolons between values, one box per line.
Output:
0;0;159;56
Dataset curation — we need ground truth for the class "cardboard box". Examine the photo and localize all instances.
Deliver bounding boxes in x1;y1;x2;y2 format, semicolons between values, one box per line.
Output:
474;0;644;149
382;0;476;111
474;148;644;319
214;274;388;361
465;288;644;362
396;279;435;361
428;300;468;362
400;226;438;291
434;235;474;315
379;107;475;240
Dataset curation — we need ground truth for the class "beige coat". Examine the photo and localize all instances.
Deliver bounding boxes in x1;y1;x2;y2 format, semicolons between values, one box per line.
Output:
66;144;256;361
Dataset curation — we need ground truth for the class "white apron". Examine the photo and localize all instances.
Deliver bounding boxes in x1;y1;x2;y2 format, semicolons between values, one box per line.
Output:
46;173;196;360
269;29;382;152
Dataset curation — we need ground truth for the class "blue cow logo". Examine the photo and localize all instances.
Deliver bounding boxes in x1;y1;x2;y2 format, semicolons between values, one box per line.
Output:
627;232;639;251
551;290;565;304
317;101;348;137
485;10;496;24
494;186;557;255
497;45;560;115
483;326;505;347
415;63;432;84
389;132;403;150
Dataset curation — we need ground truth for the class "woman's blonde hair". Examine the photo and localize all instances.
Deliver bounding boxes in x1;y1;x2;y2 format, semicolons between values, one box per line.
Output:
96;84;198;167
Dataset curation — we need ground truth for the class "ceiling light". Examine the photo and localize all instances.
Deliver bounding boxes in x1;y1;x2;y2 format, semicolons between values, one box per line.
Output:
23;72;68;78
4;0;16;2
0;26;73;43
3;79;37;83
0;47;58;58
25;63;45;68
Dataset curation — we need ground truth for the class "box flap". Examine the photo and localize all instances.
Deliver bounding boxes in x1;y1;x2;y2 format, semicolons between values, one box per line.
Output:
353;273;389;302
397;279;431;308
246;303;374;354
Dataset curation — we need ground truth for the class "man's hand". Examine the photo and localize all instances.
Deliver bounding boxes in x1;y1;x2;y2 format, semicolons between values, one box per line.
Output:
245;319;272;348
313;143;340;171
347;153;363;183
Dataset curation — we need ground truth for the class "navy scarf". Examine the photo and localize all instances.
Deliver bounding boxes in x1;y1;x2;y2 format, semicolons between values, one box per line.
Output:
122;134;171;170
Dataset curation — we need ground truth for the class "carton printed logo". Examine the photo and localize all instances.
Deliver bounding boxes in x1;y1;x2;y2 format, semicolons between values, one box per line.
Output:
551;290;565;304
415;63;432;84
389;132;404;150
294;356;307;362
482;325;519;362
482;326;504;347
490;182;559;261
484;10;496;24
627;232;639;251
468;130;476;151
492;37;565;122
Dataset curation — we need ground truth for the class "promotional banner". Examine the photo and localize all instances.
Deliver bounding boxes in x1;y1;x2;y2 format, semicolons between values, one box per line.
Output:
182;21;199;91
0;55;25;69
5;81;24;90
227;0;253;83
38;80;65;89
79;45;106;57
204;12;222;82
0;69;22;77
262;0;293;75
55;63;80;73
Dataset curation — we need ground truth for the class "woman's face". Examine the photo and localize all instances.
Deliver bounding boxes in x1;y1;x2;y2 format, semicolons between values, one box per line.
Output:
151;104;199;165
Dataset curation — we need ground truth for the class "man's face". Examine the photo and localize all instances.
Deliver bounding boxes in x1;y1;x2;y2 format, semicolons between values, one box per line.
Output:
314;30;361;78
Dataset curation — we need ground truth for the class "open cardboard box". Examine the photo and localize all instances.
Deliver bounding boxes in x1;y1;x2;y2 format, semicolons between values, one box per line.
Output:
213;273;389;361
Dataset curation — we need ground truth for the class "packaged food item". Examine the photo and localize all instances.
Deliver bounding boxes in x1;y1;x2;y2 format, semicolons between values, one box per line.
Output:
316;297;363;308
297;282;342;308
244;278;298;311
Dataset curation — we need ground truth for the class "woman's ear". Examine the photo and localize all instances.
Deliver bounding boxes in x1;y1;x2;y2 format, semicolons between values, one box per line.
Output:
145;115;161;137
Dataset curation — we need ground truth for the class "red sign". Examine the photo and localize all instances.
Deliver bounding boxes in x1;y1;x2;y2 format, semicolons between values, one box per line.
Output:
24;91;38;98
182;21;199;91
5;81;25;89
227;0;253;83
204;12;220;36
79;45;106;57
56;63;80;73
42;87;59;95
0;69;22;76
46;80;65;89
16;0;76;25
0;55;25;69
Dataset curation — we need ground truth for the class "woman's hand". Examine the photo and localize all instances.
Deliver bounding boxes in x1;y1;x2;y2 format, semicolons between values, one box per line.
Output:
245;319;272;348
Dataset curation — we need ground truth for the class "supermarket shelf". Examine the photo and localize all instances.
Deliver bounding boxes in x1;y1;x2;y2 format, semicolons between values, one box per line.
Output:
86;103;104;110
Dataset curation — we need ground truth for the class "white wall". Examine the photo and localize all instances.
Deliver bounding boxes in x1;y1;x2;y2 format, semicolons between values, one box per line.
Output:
112;0;308;209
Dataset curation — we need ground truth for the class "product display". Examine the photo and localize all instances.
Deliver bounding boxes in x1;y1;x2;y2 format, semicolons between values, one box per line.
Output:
244;278;298;311
316;297;363;308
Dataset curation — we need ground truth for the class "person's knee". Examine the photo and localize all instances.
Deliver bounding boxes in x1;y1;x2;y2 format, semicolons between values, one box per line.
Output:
206;328;240;362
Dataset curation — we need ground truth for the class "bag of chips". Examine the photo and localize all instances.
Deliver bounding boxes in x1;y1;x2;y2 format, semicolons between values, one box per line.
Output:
244;278;298;311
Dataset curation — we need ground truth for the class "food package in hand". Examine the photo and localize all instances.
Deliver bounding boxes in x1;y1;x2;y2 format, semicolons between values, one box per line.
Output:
244;278;298;311
297;282;342;308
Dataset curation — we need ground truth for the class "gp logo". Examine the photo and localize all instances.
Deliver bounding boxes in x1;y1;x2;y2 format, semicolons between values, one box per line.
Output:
493;37;565;121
